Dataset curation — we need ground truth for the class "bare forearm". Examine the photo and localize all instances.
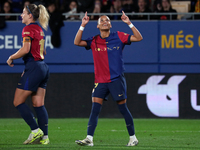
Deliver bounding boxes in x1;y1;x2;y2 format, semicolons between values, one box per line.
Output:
9;47;29;60
74;29;83;45
74;12;89;46
121;11;143;42
127;22;143;42
130;26;143;41
74;23;88;46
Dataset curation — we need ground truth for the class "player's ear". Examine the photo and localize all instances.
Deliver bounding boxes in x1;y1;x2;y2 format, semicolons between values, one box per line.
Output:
97;24;99;29
29;13;32;19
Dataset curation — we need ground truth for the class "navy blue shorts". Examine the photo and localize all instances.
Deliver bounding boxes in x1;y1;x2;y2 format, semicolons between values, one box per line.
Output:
17;61;49;92
92;74;127;101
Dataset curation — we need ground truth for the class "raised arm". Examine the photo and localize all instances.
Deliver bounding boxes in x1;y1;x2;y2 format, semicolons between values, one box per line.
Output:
74;12;89;47
121;11;143;42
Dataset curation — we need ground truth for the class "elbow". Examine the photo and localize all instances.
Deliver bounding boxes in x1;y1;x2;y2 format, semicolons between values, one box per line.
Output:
137;35;143;41
25;49;30;54
139;36;143;41
74;42;78;46
23;47;30;54
74;40;79;46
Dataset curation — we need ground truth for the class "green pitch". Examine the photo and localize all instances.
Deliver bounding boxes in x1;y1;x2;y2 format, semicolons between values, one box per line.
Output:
0;118;199;150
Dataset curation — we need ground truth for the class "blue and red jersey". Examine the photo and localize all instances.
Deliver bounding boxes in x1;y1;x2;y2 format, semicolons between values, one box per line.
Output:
85;31;131;83
22;23;45;63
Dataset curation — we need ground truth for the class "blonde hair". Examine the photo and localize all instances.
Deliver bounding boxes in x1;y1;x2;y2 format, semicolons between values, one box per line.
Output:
38;5;49;31
26;4;49;30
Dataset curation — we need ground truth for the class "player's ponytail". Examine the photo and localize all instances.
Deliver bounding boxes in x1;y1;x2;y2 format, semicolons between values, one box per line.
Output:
26;4;49;31
38;4;49;31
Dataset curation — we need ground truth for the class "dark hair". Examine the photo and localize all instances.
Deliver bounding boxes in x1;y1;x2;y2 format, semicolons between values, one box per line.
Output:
161;0;172;10
26;4;39;19
3;1;13;13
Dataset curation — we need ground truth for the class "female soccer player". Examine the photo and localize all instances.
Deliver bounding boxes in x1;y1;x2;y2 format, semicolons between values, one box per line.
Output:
74;11;143;146
7;4;50;145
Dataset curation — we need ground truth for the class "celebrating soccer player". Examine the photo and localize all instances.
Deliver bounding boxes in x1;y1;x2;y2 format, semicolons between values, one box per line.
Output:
74;11;143;146
7;4;50;145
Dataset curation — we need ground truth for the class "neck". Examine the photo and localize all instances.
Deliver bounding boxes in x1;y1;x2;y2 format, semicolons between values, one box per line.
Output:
100;30;110;38
26;20;35;26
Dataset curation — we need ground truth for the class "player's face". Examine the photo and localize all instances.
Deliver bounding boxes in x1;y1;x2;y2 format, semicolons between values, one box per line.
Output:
21;8;30;24
97;16;112;31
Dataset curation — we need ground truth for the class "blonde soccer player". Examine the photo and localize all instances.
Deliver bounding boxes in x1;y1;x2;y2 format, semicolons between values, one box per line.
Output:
7;4;50;145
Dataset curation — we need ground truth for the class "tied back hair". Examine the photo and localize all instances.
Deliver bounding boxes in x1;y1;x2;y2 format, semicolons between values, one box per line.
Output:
26;4;49;30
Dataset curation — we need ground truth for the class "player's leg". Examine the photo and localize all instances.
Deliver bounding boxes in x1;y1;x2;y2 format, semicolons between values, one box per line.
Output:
31;64;50;145
116;99;138;146
14;88;36;129
109;75;138;146
88;97;103;138
117;99;135;136
76;83;108;146
32;87;49;145
13;88;43;144
75;97;103;146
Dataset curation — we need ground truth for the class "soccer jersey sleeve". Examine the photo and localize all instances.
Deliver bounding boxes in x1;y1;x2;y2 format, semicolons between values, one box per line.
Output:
84;36;94;50
117;31;131;45
22;26;34;39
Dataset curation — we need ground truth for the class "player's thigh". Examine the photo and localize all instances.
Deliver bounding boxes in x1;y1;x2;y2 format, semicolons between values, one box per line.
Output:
31;87;46;107
108;75;127;101
38;62;49;89
13;88;33;107
92;83;109;101
18;62;44;92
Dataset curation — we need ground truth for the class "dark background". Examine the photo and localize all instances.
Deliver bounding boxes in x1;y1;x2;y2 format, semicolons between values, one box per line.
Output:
1;73;200;118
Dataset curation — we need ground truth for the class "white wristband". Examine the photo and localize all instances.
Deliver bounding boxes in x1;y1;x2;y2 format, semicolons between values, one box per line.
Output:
129;23;134;28
79;26;84;31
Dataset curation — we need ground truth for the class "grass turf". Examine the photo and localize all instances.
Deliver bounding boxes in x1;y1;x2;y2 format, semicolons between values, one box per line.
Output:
0;118;199;150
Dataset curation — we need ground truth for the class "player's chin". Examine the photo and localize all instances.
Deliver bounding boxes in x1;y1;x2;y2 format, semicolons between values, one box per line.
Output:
100;27;110;31
100;29;110;32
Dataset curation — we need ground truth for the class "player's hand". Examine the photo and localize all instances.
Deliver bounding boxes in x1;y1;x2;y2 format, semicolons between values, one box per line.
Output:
121;11;131;25
7;57;14;67
81;12;89;27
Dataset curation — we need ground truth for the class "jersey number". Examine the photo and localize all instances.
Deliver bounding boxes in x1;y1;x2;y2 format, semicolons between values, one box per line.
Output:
39;39;45;59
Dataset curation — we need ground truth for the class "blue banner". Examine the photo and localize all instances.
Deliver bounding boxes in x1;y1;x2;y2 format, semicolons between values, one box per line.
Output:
0;20;200;73
160;21;200;63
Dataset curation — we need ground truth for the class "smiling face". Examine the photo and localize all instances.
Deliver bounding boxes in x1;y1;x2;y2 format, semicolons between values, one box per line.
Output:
21;8;32;25
97;15;112;31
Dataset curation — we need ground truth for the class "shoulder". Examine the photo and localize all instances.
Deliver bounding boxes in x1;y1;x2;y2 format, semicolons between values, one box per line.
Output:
23;25;31;32
116;31;129;36
22;25;35;37
22;26;32;36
